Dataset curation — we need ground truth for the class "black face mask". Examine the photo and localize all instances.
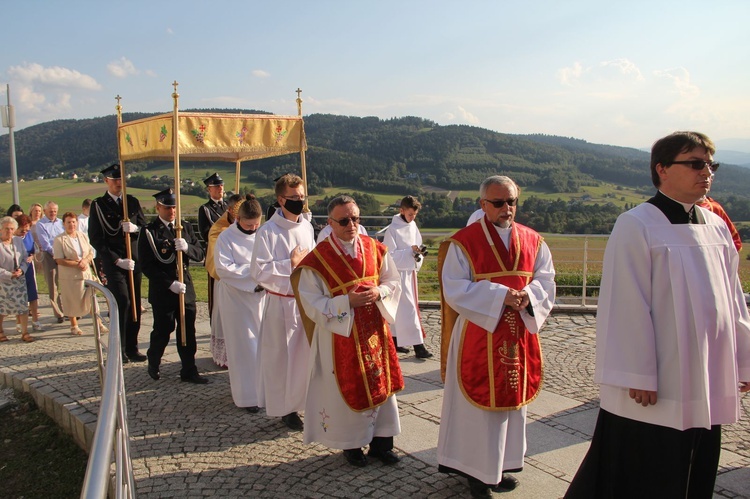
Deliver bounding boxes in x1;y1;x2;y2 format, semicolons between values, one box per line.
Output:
283;199;304;216
237;224;256;235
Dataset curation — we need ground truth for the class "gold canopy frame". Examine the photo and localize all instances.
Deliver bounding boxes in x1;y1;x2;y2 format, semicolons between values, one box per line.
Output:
115;83;309;344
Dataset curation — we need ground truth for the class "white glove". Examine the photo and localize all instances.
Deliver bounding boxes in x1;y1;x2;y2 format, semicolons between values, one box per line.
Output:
115;259;135;271
169;281;187;294
121;221;140;233
174;238;188;252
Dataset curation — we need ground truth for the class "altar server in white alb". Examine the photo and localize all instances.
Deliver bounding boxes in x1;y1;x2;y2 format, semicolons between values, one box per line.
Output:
566;131;750;499
382;195;433;359
214;195;267;413
437;175;555;498
292;195;404;468
250;173;315;431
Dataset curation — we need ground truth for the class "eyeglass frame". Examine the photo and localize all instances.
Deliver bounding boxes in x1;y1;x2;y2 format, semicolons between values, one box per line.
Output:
282;195;305;201
328;216;361;227
482;197;518;208
667;160;720;173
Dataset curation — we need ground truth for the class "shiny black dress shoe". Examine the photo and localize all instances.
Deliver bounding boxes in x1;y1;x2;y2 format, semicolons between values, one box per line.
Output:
395;346;410;353
57;317;65;324
281;412;304;431
414;344;434;359
121;353;130;364
367;448;400;464
147;365;160;380
245;406;260;414
126;351;148;362
180;373;210;384
343;449;368;467
491;473;519;491
468;477;492;498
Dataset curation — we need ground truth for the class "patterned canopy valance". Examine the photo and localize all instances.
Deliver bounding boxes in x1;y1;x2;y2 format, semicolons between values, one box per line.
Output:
118;112;306;162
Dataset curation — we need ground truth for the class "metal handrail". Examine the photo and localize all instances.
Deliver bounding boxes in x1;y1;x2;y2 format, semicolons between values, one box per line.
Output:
80;280;137;499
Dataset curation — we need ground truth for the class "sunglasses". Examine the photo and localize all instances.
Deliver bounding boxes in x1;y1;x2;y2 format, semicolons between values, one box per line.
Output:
483;198;518;208
668;160;720;173
329;216;360;226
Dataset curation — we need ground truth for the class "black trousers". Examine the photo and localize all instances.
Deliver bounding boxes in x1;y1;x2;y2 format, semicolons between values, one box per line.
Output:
346;436;393;453
565;409;721;499
207;274;215;323
102;264;142;356
147;301;197;378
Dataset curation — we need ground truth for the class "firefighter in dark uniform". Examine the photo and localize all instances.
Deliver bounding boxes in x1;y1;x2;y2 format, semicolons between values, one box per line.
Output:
140;188;209;384
88;164;147;363
197;172;226;319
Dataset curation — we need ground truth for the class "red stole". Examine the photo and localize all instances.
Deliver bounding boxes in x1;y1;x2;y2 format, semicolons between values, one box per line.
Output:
441;217;543;410
296;236;404;412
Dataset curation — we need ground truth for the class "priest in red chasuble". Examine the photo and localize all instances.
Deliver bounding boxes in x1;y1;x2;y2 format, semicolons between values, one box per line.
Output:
437;176;556;498
291;195;404;468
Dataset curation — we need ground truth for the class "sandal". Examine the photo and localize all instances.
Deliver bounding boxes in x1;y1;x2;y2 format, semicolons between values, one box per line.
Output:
21;332;35;343
0;331;8;342
70;327;84;336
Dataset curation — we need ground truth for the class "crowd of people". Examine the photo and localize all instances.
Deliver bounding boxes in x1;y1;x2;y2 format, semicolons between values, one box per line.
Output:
1;130;749;498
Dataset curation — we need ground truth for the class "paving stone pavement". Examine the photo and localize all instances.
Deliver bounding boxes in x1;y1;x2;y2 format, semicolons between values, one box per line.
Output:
1;299;749;498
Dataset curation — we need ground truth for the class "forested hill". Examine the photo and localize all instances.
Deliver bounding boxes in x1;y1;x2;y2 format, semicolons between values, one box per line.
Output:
1;110;748;200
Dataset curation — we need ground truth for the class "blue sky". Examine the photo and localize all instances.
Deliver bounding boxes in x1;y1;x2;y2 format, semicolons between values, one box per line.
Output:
1;0;749;151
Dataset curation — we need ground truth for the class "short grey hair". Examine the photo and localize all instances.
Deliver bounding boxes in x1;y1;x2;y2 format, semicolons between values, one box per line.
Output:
44;201;58;210
327;195;357;215
0;216;18;230
479;176;519;199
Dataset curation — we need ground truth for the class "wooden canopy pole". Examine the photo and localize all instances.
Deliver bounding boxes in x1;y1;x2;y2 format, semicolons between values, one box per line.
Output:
235;160;241;194
296;88;309;213
115;95;138;322
171;81;187;346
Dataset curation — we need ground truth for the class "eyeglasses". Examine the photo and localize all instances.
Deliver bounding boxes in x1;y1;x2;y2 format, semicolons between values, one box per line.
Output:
668;160;720;173
283;195;305;201
329;216;360;226
483;198;518;208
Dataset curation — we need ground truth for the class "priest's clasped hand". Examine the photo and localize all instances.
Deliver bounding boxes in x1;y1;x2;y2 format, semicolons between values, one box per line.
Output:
348;286;380;308
290;246;309;269
504;289;530;311
629;388;657;406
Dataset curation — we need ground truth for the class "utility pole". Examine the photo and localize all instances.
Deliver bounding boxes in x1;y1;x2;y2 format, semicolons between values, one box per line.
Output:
1;84;20;206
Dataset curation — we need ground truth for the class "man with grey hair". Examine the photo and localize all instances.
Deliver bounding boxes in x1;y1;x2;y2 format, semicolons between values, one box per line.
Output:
35;201;65;322
438;175;556;498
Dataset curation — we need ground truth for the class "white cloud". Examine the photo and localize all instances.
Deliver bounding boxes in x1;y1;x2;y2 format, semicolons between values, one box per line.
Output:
557;62;584;86
166;27;174;35
107;57;139;78
599;58;644;81
252;69;270;78
457;106;480;124
144;69;157;77
443;112;456;121
653;67;699;99
8;62;101;90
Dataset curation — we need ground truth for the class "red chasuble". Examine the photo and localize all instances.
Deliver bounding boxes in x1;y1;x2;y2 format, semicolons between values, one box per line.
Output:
438;217;544;411
293;236;404;412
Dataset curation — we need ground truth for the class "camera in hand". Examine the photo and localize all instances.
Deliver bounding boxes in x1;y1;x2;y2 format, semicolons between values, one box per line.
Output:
413;244;428;263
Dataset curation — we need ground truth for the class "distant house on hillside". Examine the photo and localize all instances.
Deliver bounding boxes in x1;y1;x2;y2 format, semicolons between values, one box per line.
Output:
37;176;44;180
71;173;78;179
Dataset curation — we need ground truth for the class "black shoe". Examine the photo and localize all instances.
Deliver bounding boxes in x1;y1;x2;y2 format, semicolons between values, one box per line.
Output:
491;473;519;491
180;373;210;384
395;346;410;353
468;477;492;498
367;448;400;465
414;344;434;359
147;364;160;380
281;412;304;431
127;351;148;362
57;317;65;324
121;353;130;364
343;449;368;467
245;406;260;414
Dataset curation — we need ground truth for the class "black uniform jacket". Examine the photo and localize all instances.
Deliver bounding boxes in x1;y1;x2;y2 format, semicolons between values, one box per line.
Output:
138;219;205;306
89;192;147;270
197;199;226;242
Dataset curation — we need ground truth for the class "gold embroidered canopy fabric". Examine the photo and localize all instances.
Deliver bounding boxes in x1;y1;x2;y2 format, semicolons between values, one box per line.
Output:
118;112;306;162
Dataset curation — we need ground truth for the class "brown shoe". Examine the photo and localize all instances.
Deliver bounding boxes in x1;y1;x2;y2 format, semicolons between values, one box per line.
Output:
21;332;35;343
0;331;8;342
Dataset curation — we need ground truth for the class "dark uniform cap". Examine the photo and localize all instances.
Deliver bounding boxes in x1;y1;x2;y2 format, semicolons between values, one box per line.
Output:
101;164;121;179
203;172;224;186
153;188;176;207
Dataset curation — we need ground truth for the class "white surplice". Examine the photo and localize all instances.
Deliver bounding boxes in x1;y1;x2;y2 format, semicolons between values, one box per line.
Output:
466;208;484;226
437;224;556;485
596;203;750;430
382;214;425;346
214;224;267;407
296;235;402;449
250;211;315;416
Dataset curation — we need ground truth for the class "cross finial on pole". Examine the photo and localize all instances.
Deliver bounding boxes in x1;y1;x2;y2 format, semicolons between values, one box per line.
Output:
172;80;179;97
296;88;303;116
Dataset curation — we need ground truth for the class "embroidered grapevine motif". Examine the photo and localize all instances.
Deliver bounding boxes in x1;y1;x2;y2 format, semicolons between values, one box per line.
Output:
191;124;208;143
319;408;330;432
125;132;133;146
324;310;348;323
235;126;248;144
273;125;288;143
159;125;168;142
366;408;378;428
